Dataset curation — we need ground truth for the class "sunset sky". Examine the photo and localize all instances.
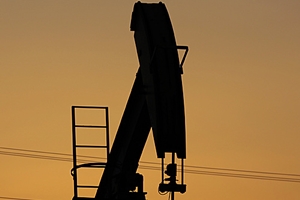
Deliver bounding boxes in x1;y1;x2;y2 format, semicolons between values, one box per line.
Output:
1;0;300;199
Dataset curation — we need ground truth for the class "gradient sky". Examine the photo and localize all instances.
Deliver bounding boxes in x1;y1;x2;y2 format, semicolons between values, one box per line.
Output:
1;0;300;199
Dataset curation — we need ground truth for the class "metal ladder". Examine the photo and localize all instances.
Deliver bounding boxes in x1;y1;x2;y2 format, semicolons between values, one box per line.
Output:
71;106;110;200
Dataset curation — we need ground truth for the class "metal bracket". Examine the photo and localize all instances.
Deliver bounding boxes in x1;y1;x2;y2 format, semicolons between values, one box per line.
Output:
149;45;189;74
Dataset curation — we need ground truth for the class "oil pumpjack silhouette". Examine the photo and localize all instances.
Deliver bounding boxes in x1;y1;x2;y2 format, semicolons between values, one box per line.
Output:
71;2;189;200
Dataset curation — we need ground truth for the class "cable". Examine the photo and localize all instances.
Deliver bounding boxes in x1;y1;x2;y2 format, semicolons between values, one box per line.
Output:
139;165;300;183
184;165;300;178
1;146;300;183
0;146;71;157
2;146;299;177
0;146;104;162
0;196;35;200
0;150;95;164
184;169;300;183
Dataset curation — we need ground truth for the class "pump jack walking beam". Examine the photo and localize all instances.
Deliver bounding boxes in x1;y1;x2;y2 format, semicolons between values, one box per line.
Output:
94;2;188;200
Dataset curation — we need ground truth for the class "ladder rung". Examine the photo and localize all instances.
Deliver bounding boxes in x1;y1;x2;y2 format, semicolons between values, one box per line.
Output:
75;162;106;169
76;145;108;148
75;125;107;128
77;185;98;188
73;197;95;200
72;105;108;109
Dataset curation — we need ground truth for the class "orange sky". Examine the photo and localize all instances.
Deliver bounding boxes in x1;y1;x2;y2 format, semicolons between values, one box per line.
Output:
1;1;300;199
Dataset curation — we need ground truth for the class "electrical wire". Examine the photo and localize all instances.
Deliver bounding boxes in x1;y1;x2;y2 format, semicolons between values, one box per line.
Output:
3;146;299;177
1;146;300;183
183;169;300;183
184;165;300;177
0;196;35;200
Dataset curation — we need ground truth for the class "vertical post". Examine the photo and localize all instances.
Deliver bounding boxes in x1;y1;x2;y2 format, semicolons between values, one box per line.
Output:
171;152;175;200
71;106;78;198
181;158;184;185
161;158;164;184
105;107;110;159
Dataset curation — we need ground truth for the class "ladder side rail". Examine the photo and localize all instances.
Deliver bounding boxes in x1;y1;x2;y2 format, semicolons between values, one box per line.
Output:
105;107;110;159
71;106;79;198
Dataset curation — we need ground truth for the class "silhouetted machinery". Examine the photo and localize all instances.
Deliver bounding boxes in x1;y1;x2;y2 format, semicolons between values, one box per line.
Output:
71;2;188;200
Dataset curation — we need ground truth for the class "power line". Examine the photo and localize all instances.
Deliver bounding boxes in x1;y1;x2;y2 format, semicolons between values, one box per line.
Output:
2;146;300;177
1;146;300;183
183;169;300;183
0;146;71;157
137;165;300;183
0;150;72;163
184;165;300;178
0;196;36;200
1;146;299;200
